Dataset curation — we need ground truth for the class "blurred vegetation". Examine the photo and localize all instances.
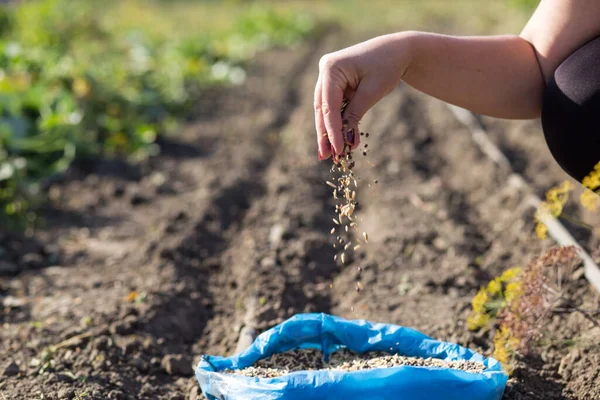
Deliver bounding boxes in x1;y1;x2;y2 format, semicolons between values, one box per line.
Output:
0;0;315;229
0;0;533;230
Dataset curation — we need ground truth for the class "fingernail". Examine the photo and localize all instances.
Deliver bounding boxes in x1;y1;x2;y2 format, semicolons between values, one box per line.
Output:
346;129;355;146
318;150;323;161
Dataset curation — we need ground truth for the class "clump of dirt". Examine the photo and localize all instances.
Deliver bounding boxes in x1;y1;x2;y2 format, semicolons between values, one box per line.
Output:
226;348;485;378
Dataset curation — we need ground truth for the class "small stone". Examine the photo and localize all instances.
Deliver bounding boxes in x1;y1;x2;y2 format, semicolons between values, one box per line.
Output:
22;253;44;269
2;360;19;377
150;357;161;367
260;257;276;268
268;224;285;249
131;355;149;373
109;315;137;335
161;354;193;377
107;390;124;400
189;386;200;400
93;336;112;351
57;387;75;400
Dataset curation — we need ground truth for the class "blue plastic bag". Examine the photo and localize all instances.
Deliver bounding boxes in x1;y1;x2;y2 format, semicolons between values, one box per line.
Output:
196;313;508;400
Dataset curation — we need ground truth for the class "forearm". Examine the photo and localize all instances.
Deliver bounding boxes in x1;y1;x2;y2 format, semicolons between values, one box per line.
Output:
399;32;545;119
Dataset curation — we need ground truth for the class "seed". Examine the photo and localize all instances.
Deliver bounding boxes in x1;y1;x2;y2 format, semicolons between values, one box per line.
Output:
345;225;348;232
356;282;364;291
358;266;362;272
334;254;338;261
374;180;378;184
362;152;367;156
364;144;368;148
344;243;351;250
360;132;364;136
363;232;369;243
330;283;333;288
354;245;361;251
326;181;337;189
341;253;346;264
366;133;370;137
330;227;336;234
333;218;339;225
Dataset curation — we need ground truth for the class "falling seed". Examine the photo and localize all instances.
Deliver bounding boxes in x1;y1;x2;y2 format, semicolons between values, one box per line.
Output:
330;227;336;235
326;181;337;189
363;232;369;243
333;218;339;225
344;243;351;251
345;225;348;232
341;253;346;264
354;245;361;251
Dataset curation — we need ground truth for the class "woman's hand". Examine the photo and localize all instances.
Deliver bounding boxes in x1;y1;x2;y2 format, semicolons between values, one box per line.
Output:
314;33;412;160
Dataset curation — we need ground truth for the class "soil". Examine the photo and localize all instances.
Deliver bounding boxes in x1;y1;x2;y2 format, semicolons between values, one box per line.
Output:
1;30;600;400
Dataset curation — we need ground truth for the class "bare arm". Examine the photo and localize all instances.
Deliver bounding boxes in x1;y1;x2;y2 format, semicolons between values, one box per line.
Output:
404;0;600;119
403;33;544;119
315;0;600;159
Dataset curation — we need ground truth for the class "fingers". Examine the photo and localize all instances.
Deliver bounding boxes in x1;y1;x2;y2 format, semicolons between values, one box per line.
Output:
341;80;377;150
321;71;345;157
314;77;332;160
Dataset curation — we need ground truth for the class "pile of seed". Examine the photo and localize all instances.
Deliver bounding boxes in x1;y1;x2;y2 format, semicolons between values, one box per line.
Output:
225;349;485;378
326;99;374;293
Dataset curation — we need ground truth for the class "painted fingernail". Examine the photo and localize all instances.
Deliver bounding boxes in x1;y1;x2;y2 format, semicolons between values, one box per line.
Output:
346;129;355;146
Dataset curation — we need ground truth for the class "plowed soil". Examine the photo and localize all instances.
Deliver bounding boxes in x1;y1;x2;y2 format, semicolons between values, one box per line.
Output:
1;31;599;400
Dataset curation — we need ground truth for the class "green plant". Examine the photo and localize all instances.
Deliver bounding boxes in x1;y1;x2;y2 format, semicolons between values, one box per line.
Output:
0;0;315;228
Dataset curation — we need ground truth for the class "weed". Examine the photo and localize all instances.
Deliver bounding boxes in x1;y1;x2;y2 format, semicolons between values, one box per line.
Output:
467;246;597;372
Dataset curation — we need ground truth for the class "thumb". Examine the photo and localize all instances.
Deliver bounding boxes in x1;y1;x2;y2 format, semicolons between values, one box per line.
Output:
341;81;378;150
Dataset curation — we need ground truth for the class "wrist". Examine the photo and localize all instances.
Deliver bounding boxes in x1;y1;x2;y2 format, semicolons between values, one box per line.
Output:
386;31;421;81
